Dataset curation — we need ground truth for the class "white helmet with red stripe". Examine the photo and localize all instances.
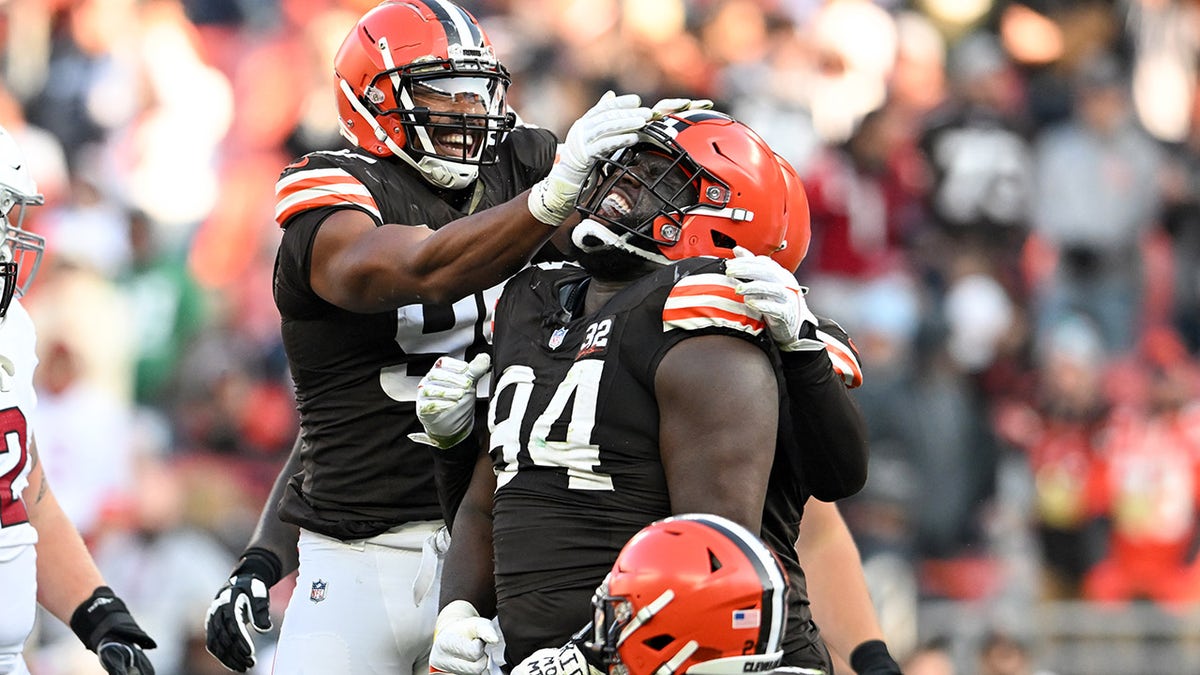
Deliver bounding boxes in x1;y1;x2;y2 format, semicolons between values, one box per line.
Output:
0;126;44;318
334;0;514;190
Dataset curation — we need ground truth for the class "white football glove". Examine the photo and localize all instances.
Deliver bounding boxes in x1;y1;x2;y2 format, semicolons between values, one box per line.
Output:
527;91;653;226
649;97;714;120
409;354;491;450
511;643;604;675
430;600;501;675
725;246;822;352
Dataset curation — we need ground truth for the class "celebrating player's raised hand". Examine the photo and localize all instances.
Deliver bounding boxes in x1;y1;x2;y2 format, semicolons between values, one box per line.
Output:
725;247;863;387
725;246;822;352
648;97;714;120
527;91;653;226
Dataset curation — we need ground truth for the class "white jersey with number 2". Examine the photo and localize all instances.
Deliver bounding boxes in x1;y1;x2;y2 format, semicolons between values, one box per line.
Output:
0;299;39;550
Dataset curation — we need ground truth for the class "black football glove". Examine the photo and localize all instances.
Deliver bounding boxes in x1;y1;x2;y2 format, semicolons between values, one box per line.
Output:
205;548;280;672
850;640;903;675
70;586;157;675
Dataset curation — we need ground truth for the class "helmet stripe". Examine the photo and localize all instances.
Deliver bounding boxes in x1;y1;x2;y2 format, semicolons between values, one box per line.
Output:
656;111;733;134
683;514;786;655
427;0;483;47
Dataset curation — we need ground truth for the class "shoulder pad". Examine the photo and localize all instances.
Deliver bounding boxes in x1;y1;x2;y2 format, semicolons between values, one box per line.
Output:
275;151;381;227
663;272;765;336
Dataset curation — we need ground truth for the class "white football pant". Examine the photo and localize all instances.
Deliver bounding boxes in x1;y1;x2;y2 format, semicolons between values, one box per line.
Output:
272;520;448;674
0;544;36;675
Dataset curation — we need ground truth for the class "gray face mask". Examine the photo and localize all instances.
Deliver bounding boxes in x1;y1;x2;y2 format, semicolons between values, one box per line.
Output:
0;192;44;317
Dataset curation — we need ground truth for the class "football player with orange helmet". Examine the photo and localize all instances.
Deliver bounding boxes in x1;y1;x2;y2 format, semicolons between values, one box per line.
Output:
421;108;901;675
434;110;831;672
203;1;658;672
514;514;789;675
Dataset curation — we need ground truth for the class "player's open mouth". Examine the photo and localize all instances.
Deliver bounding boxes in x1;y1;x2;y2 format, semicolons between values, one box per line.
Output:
435;130;481;158
598;188;633;221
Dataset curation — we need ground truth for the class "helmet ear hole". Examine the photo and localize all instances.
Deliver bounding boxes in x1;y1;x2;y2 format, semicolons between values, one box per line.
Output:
643;635;675;651
708;550;722;572
710;231;737;251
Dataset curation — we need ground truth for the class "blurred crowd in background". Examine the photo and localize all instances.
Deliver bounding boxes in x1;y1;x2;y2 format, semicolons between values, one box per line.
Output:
4;0;1200;673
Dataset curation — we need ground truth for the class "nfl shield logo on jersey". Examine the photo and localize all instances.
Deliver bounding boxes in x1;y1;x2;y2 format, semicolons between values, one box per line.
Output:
310;579;328;603
548;327;568;350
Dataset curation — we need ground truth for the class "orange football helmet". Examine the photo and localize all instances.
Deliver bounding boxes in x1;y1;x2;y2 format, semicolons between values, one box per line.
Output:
0;125;44;317
574;110;789;266
771;153;811;273
334;0;514;189
584;514;788;675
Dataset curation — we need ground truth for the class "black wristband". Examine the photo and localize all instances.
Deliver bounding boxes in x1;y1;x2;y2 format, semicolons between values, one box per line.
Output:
234;547;283;587
850;639;901;674
69;586;126;652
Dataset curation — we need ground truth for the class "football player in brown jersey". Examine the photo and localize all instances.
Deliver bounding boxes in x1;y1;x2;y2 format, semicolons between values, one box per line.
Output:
421;110;900;675
202;1;658;672
434;110;829;671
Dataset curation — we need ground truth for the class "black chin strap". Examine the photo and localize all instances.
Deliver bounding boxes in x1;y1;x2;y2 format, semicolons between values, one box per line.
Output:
0;261;17;318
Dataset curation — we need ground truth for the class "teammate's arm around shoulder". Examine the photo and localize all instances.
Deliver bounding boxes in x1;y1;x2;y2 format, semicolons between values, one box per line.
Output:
656;334;777;532
24;438;158;675
307;92;653;313
308;200;551;311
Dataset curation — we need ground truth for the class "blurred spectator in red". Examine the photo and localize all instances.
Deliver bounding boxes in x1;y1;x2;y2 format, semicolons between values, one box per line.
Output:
995;314;1110;599
799;103;926;331
1082;327;1200;605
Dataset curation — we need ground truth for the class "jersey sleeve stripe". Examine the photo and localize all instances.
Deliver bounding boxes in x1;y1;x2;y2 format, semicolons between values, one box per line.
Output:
663;274;765;335
668;275;745;301
818;330;863;388
663;306;766;334
275;168;381;225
